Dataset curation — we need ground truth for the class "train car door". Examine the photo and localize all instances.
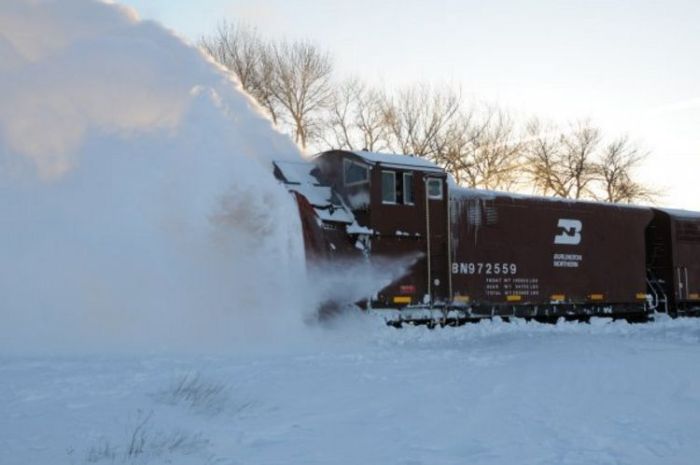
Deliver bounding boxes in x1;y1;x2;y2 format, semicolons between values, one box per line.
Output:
424;176;449;304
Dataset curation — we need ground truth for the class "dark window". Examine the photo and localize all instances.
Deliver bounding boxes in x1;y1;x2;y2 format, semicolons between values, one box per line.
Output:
427;178;443;199
403;173;414;205
382;171;397;204
343;159;369;185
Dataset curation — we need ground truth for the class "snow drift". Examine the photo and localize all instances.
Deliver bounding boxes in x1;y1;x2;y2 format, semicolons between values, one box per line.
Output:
0;0;310;352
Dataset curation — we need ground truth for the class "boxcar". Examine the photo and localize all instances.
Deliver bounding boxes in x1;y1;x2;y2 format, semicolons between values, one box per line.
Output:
450;189;654;317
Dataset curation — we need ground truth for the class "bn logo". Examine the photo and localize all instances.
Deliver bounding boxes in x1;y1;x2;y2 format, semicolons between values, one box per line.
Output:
554;219;582;245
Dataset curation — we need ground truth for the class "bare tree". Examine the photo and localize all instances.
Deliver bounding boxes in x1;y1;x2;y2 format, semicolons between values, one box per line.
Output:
199;22;262;91
200;25;332;143
199;22;281;123
429;111;475;184
381;84;460;158
561;120;600;199
354;87;389;152
595;136;657;203
525;119;600;199
266;40;333;149
200;22;659;199
525;118;568;196
321;78;359;150
461;108;523;190
320;79;388;152
428;105;523;190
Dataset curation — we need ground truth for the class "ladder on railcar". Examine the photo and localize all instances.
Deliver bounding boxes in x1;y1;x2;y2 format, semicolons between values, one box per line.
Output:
646;271;669;314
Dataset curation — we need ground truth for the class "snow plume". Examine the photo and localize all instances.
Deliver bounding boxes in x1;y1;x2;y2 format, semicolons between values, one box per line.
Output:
0;0;312;353
308;253;423;317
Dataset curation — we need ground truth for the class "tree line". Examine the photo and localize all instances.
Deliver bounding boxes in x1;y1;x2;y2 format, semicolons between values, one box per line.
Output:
200;22;657;204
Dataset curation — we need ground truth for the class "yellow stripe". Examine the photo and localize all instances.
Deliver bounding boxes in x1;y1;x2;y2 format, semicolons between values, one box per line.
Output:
588;294;604;301
393;296;411;304
689;293;700;300
453;295;470;303
506;295;522;302
550;294;566;301
636;293;648;300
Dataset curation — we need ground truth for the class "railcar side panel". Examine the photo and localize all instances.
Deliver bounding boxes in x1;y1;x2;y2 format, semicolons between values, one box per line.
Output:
450;193;653;309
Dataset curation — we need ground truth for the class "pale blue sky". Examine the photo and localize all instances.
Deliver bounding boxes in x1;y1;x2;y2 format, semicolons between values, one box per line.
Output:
120;0;700;209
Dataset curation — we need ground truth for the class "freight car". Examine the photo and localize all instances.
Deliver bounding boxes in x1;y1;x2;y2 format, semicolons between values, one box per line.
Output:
274;150;700;324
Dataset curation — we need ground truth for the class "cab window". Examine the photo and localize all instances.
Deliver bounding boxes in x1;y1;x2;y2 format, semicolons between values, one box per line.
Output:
344;159;369;186
427;178;443;199
402;172;414;205
382;171;397;204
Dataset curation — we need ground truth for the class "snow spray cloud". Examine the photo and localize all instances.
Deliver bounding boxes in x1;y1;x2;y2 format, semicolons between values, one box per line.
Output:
307;254;423;315
0;0;312;353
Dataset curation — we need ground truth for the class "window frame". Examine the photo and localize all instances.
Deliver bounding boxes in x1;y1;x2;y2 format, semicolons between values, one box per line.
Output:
427;178;443;200
402;172;415;205
343;159;370;186
381;170;397;204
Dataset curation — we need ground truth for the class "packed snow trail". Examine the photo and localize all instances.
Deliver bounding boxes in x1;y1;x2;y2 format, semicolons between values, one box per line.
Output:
2;317;700;465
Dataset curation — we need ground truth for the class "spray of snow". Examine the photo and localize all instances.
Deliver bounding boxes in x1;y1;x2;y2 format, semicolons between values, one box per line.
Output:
307;253;422;316
0;0;316;353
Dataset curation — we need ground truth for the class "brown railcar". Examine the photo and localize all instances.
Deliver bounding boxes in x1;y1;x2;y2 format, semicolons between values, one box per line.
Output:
278;150;700;322
450;189;654;317
647;209;700;312
313;150;450;307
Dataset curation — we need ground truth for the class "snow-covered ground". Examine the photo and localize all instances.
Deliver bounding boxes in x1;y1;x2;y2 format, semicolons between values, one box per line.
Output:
3;315;700;465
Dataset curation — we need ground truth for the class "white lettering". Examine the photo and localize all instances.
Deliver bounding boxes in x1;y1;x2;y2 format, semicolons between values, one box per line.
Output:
452;262;518;275
553;252;583;268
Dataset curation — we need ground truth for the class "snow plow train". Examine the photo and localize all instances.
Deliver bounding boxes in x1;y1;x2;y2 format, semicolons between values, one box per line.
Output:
274;150;700;326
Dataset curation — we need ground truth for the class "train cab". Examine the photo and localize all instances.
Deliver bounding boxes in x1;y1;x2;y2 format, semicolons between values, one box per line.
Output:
312;150;451;307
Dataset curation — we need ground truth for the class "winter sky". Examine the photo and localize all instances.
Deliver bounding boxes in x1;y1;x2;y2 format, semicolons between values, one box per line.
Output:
120;0;700;210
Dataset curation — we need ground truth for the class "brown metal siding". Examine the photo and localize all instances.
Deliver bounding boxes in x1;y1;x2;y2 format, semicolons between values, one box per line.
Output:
450;193;653;306
367;170;450;303
370;236;428;306
368;177;450;304
670;216;700;303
